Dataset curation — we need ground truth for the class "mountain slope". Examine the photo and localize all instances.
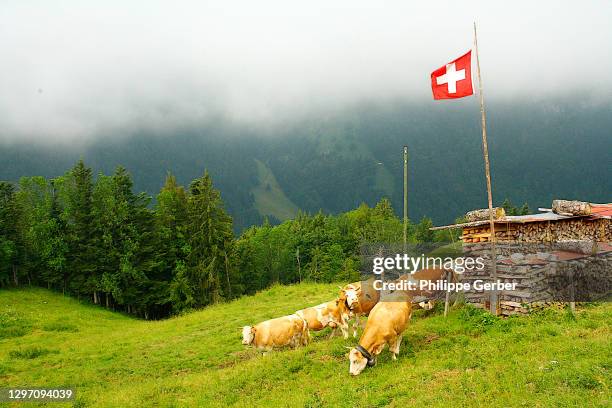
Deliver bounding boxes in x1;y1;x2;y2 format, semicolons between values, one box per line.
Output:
1;98;610;231
1;287;609;407
251;159;300;222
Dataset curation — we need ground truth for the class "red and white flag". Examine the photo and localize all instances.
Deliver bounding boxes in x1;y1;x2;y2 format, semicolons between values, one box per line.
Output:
431;50;473;100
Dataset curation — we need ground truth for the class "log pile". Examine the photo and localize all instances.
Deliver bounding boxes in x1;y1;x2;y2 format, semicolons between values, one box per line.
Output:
465;207;505;222
552;200;592;216
461;218;611;244
461;225;492;243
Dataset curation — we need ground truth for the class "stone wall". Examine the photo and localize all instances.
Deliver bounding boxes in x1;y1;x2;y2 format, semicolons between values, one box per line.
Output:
460;242;612;316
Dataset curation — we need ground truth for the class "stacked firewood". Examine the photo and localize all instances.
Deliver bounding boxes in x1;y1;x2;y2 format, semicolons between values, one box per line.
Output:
465;207;505;222
461;218;610;244
552;200;592;216
461;225;492;243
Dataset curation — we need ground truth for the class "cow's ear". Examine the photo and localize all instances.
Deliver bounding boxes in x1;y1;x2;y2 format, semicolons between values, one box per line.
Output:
251;326;256;333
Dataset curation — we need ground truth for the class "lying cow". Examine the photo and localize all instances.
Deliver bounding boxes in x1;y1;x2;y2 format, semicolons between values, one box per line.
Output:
242;314;308;351
296;298;349;339
348;290;412;375
339;277;380;337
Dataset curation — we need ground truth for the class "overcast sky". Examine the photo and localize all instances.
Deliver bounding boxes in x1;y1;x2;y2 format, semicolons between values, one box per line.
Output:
1;0;611;143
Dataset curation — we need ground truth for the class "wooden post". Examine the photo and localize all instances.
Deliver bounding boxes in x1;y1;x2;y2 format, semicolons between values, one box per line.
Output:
569;268;576;316
473;22;498;315
378;246;385;283
444;270;451;317
224;252;232;299
296;247;302;283
403;146;408;252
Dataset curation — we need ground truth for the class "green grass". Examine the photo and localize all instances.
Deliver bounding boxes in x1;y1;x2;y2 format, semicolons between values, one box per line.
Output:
0;285;610;407
251;159;300;221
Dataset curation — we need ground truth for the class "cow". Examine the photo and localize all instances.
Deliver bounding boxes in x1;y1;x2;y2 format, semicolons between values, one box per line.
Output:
296;298;349;339
347;290;412;375
339;277;380;337
341;268;453;336
241;314;308;351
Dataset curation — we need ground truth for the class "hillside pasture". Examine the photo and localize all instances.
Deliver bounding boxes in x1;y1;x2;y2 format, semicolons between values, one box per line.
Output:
0;285;610;407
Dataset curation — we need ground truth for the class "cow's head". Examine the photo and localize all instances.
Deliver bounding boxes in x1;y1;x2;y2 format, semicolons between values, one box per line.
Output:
418;301;435;310
340;285;359;310
241;326;255;345
348;347;371;375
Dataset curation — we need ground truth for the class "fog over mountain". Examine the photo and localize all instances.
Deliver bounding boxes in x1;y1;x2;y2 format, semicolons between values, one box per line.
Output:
1;1;611;143
1;2;610;231
1;96;610;232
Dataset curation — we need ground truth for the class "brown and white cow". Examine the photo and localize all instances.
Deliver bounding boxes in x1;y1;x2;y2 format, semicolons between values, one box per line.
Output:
242;314;308;351
348;290;412;375
339;277;381;337
296;298;349;339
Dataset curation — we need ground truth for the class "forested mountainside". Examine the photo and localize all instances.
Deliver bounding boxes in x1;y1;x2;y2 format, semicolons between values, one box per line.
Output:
1;97;610;231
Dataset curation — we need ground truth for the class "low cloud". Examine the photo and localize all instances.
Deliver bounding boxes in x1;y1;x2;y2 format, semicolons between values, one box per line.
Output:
1;0;611;143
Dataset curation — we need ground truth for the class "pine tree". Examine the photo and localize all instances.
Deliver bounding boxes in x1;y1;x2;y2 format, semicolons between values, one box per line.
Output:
156;173;190;314
57;160;96;297
91;174;117;307
502;198;517;216
373;197;395;219
187;171;234;307
109;166;155;315
519;203;531;215
14;176;59;287
39;179;69;290
0;182;18;286
415;217;434;243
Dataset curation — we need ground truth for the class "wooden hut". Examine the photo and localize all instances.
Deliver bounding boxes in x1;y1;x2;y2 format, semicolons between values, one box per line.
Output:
431;200;612;315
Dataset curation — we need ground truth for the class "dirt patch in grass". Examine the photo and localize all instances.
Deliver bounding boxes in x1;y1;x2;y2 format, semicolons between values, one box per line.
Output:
218;349;260;368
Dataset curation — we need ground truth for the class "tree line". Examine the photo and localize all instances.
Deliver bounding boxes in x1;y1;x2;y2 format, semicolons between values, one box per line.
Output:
0;160;459;319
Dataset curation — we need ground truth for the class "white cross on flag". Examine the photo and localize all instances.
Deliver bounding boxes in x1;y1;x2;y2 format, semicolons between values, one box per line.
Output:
431;50;473;99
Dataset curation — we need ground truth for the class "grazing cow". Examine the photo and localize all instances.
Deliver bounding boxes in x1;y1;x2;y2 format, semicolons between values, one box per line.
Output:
348;290;412;375
242;314;308;351
341;269;454;336
296;299;349;339
339;277;380;337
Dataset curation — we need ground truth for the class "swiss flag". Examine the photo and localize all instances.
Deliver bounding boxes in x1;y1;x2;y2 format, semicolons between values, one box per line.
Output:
431;50;473;100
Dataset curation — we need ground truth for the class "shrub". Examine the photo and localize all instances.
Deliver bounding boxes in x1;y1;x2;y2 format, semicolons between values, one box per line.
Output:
0;309;32;339
9;347;58;359
42;321;79;332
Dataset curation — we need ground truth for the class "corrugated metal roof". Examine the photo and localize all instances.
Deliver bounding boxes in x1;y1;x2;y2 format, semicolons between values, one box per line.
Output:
502;212;576;223
430;212;578;230
590;203;612;219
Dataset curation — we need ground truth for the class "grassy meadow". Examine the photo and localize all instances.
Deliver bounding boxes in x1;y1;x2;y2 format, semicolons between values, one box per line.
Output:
0;285;610;407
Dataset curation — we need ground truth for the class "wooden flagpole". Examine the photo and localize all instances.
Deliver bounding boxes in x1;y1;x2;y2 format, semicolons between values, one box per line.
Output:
473;22;498;315
403;146;408;253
